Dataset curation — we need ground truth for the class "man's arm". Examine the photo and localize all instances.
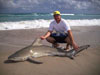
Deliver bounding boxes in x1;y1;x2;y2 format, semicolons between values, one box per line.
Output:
67;30;78;50
40;31;52;40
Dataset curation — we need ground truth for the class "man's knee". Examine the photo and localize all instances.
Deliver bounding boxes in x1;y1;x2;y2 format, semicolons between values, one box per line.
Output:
46;37;51;41
46;37;55;43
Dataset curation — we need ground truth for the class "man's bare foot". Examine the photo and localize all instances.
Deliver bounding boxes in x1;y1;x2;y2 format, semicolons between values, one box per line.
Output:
64;45;70;51
64;47;70;51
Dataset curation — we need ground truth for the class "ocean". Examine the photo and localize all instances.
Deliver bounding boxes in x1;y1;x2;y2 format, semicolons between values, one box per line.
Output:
0;13;100;30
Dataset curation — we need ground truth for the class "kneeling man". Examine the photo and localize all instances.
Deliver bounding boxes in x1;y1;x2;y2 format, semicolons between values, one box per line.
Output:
41;11;78;51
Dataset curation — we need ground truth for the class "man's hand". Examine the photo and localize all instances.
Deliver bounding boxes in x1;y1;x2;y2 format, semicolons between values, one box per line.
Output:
40;31;52;40
40;36;46;40
72;42;79;50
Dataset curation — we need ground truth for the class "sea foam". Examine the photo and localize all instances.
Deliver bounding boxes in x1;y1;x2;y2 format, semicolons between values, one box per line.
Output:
0;19;100;30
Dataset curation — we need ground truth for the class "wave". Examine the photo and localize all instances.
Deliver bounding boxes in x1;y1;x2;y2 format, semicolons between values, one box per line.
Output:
61;14;75;16
50;13;75;16
0;19;100;30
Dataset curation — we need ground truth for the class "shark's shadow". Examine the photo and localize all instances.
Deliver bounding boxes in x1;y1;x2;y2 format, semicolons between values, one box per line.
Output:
4;60;20;63
4;59;43;64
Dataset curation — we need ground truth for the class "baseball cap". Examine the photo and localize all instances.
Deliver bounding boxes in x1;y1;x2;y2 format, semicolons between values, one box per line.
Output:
53;11;61;15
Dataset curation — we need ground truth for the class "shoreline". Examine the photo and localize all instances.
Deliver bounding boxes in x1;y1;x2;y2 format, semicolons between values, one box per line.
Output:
0;26;100;31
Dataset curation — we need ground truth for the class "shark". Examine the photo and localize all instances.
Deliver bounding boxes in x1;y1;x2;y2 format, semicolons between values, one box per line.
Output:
7;38;90;63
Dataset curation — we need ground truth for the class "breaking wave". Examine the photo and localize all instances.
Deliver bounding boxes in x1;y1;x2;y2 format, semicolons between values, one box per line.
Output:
0;19;100;30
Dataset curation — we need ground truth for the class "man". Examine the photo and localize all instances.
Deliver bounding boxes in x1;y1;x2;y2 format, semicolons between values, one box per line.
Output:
40;11;78;51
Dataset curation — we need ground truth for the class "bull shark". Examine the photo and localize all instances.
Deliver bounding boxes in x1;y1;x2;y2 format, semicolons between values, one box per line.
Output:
7;38;90;63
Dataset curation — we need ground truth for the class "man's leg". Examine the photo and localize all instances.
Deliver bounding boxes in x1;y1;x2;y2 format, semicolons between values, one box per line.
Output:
46;36;59;48
64;37;72;50
66;43;70;50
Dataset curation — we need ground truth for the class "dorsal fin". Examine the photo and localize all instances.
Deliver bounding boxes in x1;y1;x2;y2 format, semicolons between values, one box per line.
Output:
32;38;42;46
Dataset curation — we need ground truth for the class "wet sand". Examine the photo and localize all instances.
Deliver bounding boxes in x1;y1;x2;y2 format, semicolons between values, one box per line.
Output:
0;26;100;75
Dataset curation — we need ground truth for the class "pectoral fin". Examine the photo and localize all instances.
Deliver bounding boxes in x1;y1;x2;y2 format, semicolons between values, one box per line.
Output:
27;57;43;64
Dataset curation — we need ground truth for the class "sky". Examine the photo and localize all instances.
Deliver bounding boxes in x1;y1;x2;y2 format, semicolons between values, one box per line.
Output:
0;0;100;14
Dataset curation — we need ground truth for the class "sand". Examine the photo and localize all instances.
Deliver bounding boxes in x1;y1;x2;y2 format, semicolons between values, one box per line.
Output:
0;26;100;75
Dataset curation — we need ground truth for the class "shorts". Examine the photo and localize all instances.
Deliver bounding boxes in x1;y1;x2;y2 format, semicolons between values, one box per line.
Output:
50;33;68;43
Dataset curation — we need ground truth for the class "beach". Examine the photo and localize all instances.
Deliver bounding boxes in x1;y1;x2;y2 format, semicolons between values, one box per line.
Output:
0;26;100;75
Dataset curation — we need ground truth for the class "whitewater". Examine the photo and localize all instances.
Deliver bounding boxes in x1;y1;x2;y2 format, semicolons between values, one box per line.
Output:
0;19;100;30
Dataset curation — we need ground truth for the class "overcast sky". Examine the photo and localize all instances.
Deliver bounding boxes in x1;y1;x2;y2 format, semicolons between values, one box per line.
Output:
0;0;100;14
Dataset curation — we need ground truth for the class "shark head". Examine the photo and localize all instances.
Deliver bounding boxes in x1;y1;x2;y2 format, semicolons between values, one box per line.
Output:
8;55;28;62
7;38;43;62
